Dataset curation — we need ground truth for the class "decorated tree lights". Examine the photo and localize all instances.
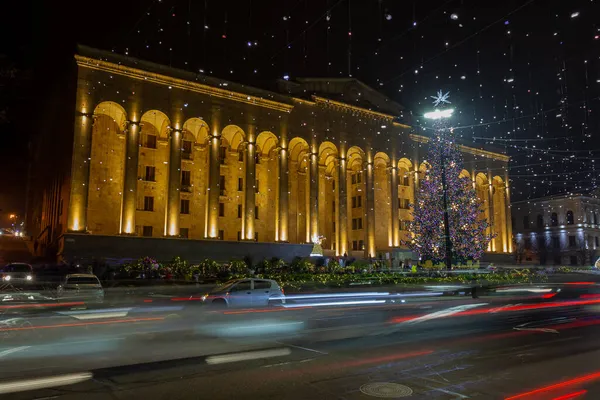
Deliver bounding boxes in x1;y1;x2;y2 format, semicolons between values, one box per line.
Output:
405;91;493;268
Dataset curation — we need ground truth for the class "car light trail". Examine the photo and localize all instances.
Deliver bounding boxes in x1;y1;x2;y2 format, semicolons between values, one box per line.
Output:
505;371;600;399
282;300;386;308
0;301;85;310
0;372;93;394
551;390;587;399
0;317;164;332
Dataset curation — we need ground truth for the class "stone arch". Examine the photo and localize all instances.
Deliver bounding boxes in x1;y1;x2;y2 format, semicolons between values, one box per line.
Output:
373;152;391;250
347;146;365;171
87;101;127;235
493;176;508;252
318;141;338;177
397;158;413;187
459;169;470;180
475;173;491;249
221;125;246;151
93;101;127;130
182;118;209;145
141;110;170;140
256;131;279;157
288;137;310;244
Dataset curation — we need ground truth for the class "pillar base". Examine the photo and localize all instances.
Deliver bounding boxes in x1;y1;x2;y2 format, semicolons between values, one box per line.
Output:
67;229;89;234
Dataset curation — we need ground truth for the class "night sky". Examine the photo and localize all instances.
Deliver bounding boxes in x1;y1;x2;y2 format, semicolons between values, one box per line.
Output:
2;0;599;221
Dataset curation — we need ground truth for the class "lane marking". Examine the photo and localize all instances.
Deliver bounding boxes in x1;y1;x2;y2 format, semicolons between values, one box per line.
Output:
205;348;291;365
0;346;30;358
0;372;93;394
276;342;328;355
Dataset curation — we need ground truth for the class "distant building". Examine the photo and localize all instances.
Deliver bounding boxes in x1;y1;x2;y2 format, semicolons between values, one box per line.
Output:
25;45;512;264
512;193;600;266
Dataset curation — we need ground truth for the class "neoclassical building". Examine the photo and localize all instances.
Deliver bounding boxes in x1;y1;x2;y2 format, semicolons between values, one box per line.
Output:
27;46;513;263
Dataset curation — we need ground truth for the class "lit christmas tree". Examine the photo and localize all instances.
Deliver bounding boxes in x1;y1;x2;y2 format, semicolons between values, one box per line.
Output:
405;91;493;265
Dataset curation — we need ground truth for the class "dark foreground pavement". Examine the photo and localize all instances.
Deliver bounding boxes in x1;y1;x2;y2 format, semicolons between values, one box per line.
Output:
1;285;600;399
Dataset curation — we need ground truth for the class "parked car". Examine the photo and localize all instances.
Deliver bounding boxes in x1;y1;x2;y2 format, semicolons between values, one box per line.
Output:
0;263;34;286
201;278;285;308
56;274;104;304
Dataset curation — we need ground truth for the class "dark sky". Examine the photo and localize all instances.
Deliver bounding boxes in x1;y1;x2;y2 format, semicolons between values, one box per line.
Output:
2;0;599;220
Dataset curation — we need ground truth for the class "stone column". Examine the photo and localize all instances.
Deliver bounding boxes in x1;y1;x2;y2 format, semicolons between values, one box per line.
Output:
67;110;95;232
206;107;221;238
119;120;141;234
278;147;289;241
309;151;319;241
365;161;376;258
338;157;348;255
166;127;182;237
504;170;513;253
244;125;257;240
390;166;400;247
487;169;496;252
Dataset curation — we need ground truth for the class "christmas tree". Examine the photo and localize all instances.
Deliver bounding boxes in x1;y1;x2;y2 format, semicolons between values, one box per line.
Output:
405;91;493;265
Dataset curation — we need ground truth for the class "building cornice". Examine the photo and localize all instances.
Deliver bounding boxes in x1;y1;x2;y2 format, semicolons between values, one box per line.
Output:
75;55;294;113
409;134;510;162
312;95;401;122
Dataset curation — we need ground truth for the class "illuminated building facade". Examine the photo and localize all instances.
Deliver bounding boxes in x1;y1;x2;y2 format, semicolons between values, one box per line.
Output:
512;194;600;266
27;46;513;262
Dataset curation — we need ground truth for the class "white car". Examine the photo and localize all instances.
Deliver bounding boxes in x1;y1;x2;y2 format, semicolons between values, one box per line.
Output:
202;278;285;308
57;274;105;304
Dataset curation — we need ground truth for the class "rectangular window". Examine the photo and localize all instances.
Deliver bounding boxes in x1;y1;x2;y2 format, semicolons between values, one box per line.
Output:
332;180;336;191
333;221;336;232
182;140;192;159
143;196;154;211
238;151;244;162
219;175;225;196
237;231;242;241
142;225;153;237
552;236;560;249
254;232;259;241
400;220;409;231
357;172;362;183
352;240;358;251
332;201;336;213
523;216;530;229
357;196;362;207
145;166;156;181
237;204;242;218
219;147;226;164
358;218;363;229
596;237;599;247
218;230;224;240
351;174;357;185
219;203;225;217
255;206;259;219
401;175;410;186
255;180;259;193
553;255;562;265
399;198;410;209
180;199;190;214
145;134;157;149
352;218;357;230
569;235;576;247
359;240;364;250
180;228;189;238
238;177;243;191
181;170;191;186
352;196;357;208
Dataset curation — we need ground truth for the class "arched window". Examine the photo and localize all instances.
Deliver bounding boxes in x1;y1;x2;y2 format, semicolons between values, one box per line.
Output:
551;212;558;227
537;214;544;229
566;210;574;225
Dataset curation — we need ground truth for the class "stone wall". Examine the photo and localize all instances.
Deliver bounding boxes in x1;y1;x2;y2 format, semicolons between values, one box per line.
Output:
60;233;312;264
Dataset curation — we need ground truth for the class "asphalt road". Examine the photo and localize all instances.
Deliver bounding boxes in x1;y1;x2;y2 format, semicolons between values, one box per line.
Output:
1;285;600;399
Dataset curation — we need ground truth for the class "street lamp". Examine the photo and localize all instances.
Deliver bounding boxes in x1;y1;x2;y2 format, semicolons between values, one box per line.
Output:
425;91;454;270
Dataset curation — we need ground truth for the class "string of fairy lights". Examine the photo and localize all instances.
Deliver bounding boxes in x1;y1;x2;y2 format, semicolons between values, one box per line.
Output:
106;0;600;202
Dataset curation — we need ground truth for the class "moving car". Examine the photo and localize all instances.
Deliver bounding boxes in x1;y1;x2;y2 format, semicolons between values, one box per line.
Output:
202;278;285;308
56;274;105;304
0;263;34;285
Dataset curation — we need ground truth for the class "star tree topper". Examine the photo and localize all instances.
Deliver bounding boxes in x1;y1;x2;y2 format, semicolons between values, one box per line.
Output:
431;90;451;107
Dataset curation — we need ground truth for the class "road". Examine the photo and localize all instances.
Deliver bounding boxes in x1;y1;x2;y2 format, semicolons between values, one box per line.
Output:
0;283;599;399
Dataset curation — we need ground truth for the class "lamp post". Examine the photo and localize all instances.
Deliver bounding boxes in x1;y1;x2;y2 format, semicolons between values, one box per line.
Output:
425;93;454;270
